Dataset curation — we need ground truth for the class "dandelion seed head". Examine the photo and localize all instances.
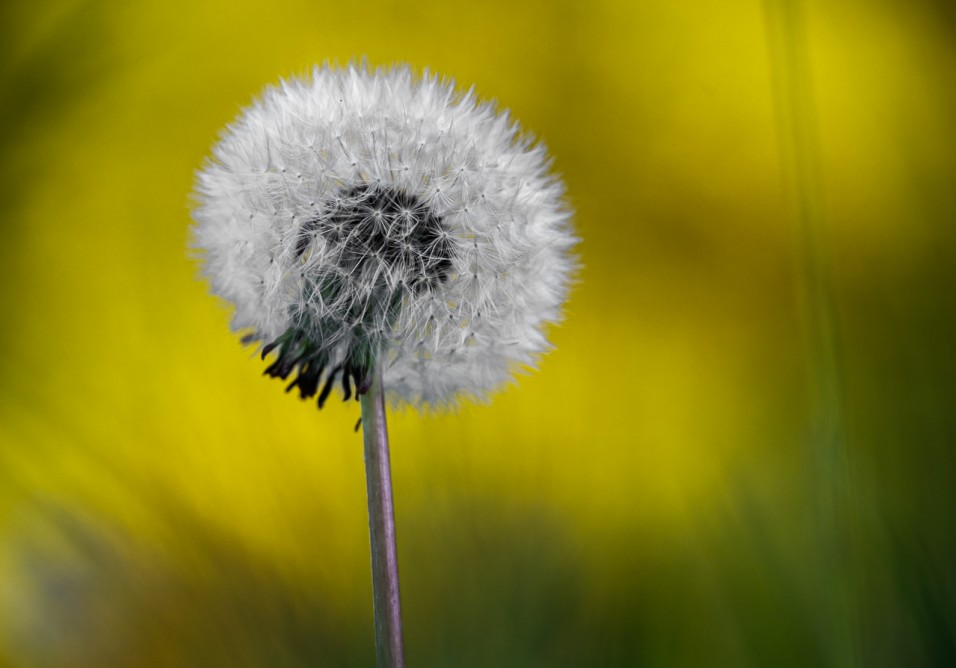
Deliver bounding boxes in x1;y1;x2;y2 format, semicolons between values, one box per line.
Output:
192;63;576;409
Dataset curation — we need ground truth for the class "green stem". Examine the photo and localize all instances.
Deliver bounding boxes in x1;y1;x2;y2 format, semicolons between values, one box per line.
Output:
360;364;406;668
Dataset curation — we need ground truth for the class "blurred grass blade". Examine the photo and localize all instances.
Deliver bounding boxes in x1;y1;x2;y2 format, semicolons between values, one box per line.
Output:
764;0;859;665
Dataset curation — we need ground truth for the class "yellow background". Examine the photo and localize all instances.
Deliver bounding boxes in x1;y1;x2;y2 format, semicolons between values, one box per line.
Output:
1;0;954;665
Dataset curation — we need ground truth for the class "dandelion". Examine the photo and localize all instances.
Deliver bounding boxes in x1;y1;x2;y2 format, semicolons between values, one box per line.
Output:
190;63;576;668
192;63;575;411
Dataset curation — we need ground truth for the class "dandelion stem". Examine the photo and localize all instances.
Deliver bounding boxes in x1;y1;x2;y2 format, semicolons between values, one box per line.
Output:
360;364;406;668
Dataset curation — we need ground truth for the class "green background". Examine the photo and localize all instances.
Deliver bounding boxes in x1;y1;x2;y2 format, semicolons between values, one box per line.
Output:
1;0;954;665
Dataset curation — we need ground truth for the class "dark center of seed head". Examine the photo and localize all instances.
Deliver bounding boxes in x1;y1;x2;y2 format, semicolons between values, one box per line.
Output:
263;184;454;409
295;184;453;289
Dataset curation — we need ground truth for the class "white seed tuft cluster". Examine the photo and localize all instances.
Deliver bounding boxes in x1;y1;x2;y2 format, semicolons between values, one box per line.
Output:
191;63;576;410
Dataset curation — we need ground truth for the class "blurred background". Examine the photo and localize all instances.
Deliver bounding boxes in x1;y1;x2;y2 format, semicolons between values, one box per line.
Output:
1;0;954;665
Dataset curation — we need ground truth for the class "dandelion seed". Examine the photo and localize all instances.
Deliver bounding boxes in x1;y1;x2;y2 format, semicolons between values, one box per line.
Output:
191;63;576;411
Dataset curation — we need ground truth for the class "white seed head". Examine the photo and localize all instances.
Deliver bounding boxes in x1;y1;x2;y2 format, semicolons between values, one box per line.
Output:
191;63;577;410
